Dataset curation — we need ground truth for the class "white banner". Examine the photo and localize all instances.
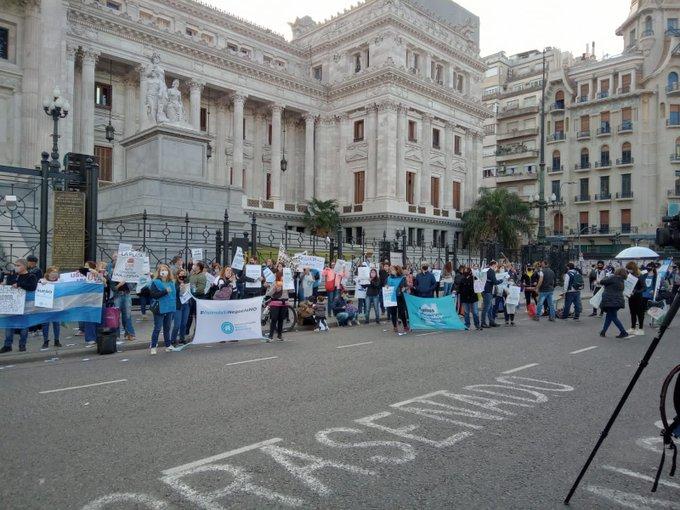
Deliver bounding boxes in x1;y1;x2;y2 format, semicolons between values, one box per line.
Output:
293;253;325;273
282;268;294;290
193;296;264;343
245;264;262;288
473;279;485;294
112;250;149;284
34;283;55;308
357;266;370;284
0;286;26;315
231;247;245;271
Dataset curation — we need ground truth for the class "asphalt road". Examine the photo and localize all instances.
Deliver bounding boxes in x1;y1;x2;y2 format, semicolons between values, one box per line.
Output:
1;314;679;509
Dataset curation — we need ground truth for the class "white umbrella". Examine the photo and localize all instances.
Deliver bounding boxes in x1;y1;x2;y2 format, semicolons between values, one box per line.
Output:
615;246;659;259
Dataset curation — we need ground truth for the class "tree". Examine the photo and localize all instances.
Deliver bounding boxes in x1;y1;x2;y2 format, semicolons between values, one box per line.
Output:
303;198;340;237
462;188;533;251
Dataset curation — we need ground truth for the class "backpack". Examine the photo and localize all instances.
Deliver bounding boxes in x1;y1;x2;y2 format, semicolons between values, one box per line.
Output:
569;271;585;291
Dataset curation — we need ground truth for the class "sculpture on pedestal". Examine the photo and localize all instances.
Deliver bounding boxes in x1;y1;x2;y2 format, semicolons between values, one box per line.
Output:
142;53;190;128
165;79;186;124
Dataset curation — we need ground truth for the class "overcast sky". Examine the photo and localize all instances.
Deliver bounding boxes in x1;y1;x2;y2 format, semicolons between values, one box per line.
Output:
203;0;629;59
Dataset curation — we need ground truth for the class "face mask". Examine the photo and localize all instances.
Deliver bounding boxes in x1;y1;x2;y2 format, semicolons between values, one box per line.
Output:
160;270;169;277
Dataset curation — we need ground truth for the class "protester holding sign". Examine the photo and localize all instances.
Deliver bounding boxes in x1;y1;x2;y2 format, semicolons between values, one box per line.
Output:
266;274;289;342
148;264;177;354
40;267;62;348
171;269;191;346
109;267;136;342
385;265;410;334
363;268;382;325
625;261;647;336
1;258;38;353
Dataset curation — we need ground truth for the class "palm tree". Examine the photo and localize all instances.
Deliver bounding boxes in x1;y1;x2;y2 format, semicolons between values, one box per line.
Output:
303;198;340;237
462;188;533;251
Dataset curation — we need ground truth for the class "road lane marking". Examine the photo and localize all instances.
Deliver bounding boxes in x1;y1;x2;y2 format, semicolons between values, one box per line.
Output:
501;363;539;375
585;485;680;509
39;379;127;394
602;465;680;489
336;341;373;349
415;332;438;337
162;438;283;476
225;356;278;366
570;346;598;354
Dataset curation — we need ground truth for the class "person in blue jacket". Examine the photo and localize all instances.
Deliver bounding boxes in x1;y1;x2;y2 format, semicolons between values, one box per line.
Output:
413;264;437;298
148;263;177;355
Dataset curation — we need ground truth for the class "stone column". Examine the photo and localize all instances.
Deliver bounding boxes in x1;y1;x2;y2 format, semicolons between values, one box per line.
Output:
376;101;398;199
231;92;246;188
253;112;266;199
20;0;42;167
444;121;454;208
189;80;204;131
423;53;432;80
215;95;229;187
303;113;316;201
62;42;78;157
420;113;432;206
123;72;137;138
396;104;407;201
366;103;378;200
137;64;148;131
80;47;99;156
269;104;283;200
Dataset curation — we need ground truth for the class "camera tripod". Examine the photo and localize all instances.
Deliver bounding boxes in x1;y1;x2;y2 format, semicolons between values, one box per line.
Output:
564;289;680;504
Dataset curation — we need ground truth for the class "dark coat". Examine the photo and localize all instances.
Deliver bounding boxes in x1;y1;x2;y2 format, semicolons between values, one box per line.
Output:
600;275;625;310
458;274;478;304
414;272;437;298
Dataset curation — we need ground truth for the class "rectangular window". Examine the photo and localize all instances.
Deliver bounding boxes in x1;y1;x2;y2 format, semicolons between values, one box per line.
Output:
621;74;631;93
94;82;112;109
454;135;461;155
452;181;461;210
345;227;353;244
408;120;417;142
600;210;610;231
406;171;416;205
600;78;610;93
579;211;589;232
200;107;207;132
621;173;632;195
265;173;272;200
622;107;632;122
106;1;121;10
671;104;680;124
580;115;589;132
268;124;273;145
356;226;363;243
551;180;561;200
408;227;414;247
354;171;365;204
0;27;7;60
555;120;564;134
579;177;589;198
313;65;322;81
431;176;440;208
243;118;246;140
94;146;113;182
416;228;424;247
432;229;439;246
353;120;364;142
621;209;631;230
186;26;197;37
432;128;440;150
600;175;610;195
669;18;678;30
579;83;589;99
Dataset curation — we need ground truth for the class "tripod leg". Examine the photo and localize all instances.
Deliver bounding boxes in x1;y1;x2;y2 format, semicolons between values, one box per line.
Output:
564;291;680;505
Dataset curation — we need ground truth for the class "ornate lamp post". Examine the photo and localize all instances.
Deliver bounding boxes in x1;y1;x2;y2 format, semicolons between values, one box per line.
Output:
105;60;115;142
280;124;288;172
42;86;69;172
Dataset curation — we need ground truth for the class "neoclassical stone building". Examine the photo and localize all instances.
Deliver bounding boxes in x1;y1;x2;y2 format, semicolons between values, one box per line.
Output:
0;0;486;244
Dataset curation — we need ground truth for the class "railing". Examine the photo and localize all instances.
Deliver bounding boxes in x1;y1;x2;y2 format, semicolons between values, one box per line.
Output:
574;194;590;202
642;29;654;37
577;130;591;139
574;162;591;170
599;225;610;234
597;91;610;99
616;157;634;166
668;188;680;197
549;132;566;142
670;154;680;162
667;118;680;126
548;165;564;172
496;127;539;140
621;224;632;234
616;191;634;199
597;124;611;135
618;121;633;132
550;102;565;112
497;105;539;119
594;160;611;168
666;28;680;37
577;96;589;103
594;193;612;201
568;226;639;236
618;86;631;94
666;82;680;94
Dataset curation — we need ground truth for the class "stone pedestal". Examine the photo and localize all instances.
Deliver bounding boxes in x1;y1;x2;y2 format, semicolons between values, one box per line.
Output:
98;125;246;224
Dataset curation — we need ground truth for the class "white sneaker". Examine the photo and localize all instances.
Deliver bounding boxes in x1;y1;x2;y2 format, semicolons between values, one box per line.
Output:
150;347;157;355
165;346;174;352
636;329;645;336
627;327;637;334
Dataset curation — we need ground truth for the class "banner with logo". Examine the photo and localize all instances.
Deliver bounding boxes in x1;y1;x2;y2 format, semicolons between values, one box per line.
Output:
404;294;466;331
293;252;325;273
193;296;264;343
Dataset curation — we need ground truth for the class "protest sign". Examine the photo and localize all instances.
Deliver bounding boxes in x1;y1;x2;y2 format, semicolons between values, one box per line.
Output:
193;296;264;343
282;268;294;290
623;274;638;298
60;271;86;283
382;286;397;307
117;243;132;253
245;264;262;288
390;252;403;267
473;278;485;294
191;248;204;262
432;270;442;282
334;260;348;277
112;250;148;284
34;283;55;308
136;274;151;294
293;253;325;273
506;286;521;306
205;272;217;288
179;286;193;305
231;247;245;271
263;267;275;284
0;287;26;315
355;286;367;299
404;294;466;331
357;266;371;284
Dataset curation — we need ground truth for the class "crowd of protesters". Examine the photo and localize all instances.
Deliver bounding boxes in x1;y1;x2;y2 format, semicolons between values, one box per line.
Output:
1;251;679;355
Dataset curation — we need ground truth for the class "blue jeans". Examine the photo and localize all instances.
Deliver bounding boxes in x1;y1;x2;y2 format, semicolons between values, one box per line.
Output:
443;282;454;296
151;312;173;348
537;292;556;319
4;328;28;348
463;302;480;329
171;303;190;343
326;290;337;316
114;293;136;336
139;294;150;315
482;292;495;326
602;307;626;335
365;295;380;323
563;291;582;319
336;311;356;326
42;322;60;343
357;298;365;314
84;322;98;342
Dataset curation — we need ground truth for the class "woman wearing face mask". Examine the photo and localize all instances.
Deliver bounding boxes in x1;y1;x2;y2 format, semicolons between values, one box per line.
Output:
364;268;382;325
171;269;190;346
40;266;62;348
521;264;538;307
148;264;177;354
385;265;410;334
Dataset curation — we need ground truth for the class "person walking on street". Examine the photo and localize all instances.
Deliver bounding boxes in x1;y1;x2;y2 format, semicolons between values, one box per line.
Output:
589;260;607;317
521;264;539;307
364;268;381;324
625;261;647;336
414;264;437;298
533;260;557;322
482;260;503;328
148;264;177;354
459;266;481;330
1;259;38;353
599;268;630;338
562;262;584;321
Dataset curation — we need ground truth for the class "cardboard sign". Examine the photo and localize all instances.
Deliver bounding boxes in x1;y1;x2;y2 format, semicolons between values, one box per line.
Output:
263;267;276;284
432;270;442;282
35;283;55;308
191;248;204;262
112;250;148;284
245;265;262;288
0;286;26;315
179;285;193;305
355;286;367;299
382;286;397;307
60;271;86;283
231;247;245;271
293;253;325;273
623;274;638;298
473;279;485;294
282;268;295;290
357;266;371;285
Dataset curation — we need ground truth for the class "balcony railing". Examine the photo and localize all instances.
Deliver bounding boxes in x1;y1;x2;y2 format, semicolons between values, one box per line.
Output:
550;102;565;112
618;86;631;94
577;130;591;139
621;224;632;234
668;187;680;197
548;164;564;172
667;81;680;94
642;29;654;37
594;159;612;169
666;28;680;37
497;105;540;120
618;121;633;132
574;162;591;170
569;226;639;236
599;225;610;234
574;194;591;202
667;118;680;127
597;124;611;135
597;91;610;99
577;96;589;103
594;193;612;201
549;132;566;142
616;157;634;166
670;154;680;162
616;191;634;199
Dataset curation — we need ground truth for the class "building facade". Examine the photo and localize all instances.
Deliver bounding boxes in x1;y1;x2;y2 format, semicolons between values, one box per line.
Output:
0;0;487;245
483;0;680;257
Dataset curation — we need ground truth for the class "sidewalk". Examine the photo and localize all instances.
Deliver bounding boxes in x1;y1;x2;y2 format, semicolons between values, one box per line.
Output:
0;313;157;366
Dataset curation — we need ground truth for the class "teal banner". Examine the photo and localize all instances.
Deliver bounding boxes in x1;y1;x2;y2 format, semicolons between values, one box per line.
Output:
404;294;466;331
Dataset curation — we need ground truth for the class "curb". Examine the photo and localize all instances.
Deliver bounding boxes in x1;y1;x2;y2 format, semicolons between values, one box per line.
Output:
0;340;150;365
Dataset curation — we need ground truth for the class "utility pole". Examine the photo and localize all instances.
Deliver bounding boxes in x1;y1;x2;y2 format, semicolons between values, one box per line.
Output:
537;48;547;244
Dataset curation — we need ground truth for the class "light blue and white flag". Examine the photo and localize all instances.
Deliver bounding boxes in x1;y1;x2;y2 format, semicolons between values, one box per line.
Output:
404;294;466;331
0;281;104;329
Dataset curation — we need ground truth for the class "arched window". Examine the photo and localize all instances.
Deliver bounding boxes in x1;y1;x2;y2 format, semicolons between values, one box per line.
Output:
552;150;561;171
580;147;590;168
645;16;653;34
553;213;564;235
555;90;565;109
668;72;679;92
600;145;610;165
622;142;632;163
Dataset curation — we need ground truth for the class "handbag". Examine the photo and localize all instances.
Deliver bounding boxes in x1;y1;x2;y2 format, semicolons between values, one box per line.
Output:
103;306;121;329
213;285;233;300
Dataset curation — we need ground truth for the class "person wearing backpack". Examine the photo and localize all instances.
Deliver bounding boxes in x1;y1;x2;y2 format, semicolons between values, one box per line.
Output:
562;262;583;321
